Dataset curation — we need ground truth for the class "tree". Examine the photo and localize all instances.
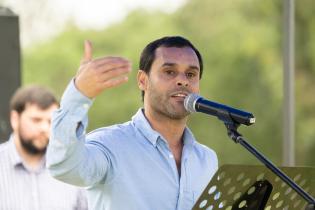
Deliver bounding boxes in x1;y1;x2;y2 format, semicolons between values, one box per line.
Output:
23;0;315;166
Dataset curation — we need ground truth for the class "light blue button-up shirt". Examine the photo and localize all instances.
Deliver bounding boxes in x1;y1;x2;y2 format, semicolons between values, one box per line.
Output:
47;80;218;210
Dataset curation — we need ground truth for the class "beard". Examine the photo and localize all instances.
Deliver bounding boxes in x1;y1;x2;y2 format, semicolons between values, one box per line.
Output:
147;84;190;120
18;127;47;155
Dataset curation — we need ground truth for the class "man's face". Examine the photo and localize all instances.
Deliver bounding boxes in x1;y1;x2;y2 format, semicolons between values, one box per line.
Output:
139;46;200;120
11;103;58;155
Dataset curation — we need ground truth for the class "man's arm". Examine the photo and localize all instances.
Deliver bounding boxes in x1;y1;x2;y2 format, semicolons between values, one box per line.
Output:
46;41;132;187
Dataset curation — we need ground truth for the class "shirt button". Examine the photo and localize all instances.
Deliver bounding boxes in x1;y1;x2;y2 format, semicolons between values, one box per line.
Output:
83;104;89;109
169;154;174;159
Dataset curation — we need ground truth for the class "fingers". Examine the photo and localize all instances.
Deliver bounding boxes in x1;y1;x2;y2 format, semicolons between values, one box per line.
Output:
101;75;129;89
84;72;130;98
82;40;93;64
75;40;132;98
92;56;129;70
88;62;131;94
91;58;131;75
97;64;131;83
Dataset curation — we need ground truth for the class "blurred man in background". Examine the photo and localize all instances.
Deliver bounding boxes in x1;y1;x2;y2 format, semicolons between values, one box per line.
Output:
0;85;87;210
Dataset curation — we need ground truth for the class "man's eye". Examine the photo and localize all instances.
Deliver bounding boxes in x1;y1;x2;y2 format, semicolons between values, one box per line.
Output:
165;70;175;75
187;72;196;78
32;118;41;123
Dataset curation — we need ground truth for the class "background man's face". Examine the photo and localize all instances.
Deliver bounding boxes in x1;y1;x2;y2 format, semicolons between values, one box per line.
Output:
12;103;58;155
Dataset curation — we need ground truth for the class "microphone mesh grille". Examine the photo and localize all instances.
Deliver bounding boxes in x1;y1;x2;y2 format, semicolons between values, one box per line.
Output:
184;93;201;113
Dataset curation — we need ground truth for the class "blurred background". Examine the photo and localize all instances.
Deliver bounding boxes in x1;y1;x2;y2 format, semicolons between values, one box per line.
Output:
0;0;314;167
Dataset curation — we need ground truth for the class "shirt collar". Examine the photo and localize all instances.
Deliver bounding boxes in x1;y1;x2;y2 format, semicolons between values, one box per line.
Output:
7;135;23;167
132;108;196;147
182;127;196;146
7;134;46;172
132;108;161;147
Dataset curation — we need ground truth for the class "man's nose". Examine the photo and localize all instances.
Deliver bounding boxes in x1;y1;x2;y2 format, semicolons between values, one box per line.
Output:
176;73;189;87
39;121;50;133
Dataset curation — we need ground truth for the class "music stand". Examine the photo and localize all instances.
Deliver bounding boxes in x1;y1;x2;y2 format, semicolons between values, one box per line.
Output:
193;164;315;210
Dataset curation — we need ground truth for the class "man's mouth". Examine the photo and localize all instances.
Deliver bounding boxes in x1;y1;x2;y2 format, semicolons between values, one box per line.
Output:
171;92;189;99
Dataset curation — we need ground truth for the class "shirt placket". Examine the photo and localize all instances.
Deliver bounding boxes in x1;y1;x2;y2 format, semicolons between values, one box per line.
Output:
156;138;181;204
177;144;194;210
30;172;40;210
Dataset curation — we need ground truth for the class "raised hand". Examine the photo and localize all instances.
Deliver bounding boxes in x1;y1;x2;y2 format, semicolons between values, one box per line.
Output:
74;40;132;98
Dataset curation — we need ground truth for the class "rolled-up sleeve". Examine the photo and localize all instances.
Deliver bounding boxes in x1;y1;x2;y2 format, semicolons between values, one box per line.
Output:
46;80;109;187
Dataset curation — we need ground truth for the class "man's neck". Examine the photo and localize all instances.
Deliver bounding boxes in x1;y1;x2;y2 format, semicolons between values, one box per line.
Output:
143;109;187;146
143;109;187;175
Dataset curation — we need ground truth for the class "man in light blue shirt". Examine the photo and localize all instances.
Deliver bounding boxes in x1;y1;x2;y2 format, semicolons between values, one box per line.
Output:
47;36;218;210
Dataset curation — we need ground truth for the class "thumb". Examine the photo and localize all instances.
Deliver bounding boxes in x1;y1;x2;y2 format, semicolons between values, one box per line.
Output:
82;40;93;63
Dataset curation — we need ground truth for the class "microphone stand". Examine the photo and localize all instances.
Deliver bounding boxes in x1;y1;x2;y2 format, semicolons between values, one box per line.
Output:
216;110;315;210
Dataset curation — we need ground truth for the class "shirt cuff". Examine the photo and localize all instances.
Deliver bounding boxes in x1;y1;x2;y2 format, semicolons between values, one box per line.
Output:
60;79;94;113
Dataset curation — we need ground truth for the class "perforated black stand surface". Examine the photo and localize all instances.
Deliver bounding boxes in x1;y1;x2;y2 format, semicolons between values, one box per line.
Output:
193;164;315;210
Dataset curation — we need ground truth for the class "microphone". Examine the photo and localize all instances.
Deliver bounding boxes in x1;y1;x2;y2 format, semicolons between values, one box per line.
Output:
184;93;255;126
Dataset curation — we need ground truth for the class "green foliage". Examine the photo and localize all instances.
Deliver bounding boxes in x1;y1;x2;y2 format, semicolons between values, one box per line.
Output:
23;0;315;167
295;0;315;166
173;0;283;164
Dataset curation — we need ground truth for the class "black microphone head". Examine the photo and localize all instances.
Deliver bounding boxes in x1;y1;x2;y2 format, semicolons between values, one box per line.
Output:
184;93;202;113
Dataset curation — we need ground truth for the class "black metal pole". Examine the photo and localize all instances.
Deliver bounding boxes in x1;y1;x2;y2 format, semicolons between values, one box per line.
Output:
224;122;315;208
238;135;314;205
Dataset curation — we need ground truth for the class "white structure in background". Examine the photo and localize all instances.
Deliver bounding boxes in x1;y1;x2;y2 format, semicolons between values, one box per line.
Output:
283;0;295;166
1;0;186;47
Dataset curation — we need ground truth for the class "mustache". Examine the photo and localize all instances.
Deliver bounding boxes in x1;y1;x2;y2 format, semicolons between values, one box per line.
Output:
169;88;191;95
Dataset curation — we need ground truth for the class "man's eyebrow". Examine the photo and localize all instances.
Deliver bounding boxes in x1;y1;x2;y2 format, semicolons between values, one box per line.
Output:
161;62;177;67
188;65;200;71
161;62;200;71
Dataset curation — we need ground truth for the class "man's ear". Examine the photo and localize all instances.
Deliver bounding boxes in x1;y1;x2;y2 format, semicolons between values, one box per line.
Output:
10;110;19;132
137;70;148;91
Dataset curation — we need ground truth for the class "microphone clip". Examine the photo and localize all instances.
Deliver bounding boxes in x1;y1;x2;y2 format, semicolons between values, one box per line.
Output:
215;108;242;143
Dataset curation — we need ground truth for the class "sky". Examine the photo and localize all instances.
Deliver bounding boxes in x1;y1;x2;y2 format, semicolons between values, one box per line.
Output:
55;0;186;29
2;0;186;47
